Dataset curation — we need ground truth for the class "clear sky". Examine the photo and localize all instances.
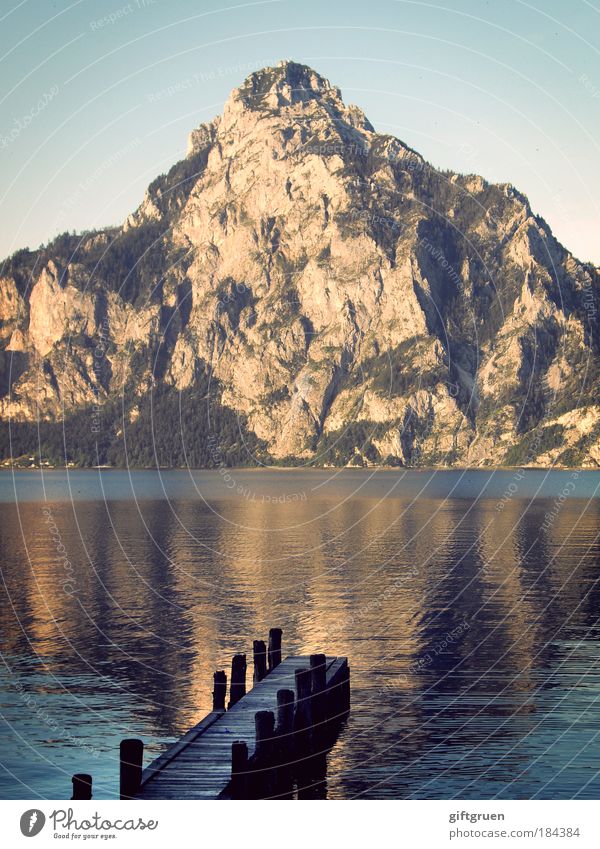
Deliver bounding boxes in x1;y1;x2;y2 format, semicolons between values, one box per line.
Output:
1;0;599;264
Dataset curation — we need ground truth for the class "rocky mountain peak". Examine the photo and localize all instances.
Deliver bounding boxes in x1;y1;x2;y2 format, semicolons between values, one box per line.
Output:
1;63;599;469
231;61;342;110
222;60;374;133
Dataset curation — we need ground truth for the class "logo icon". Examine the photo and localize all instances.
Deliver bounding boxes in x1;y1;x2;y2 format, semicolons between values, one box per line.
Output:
19;810;46;837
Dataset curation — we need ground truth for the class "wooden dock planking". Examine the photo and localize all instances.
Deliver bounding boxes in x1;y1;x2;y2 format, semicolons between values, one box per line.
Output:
136;655;345;800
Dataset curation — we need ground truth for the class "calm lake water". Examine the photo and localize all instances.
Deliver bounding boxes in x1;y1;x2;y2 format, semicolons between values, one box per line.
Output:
1;468;599;799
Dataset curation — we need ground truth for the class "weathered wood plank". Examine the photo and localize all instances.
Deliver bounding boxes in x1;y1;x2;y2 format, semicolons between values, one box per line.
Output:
140;711;224;786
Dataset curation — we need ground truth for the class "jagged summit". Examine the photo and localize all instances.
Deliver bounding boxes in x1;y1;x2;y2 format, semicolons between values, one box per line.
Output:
236;60;342;107
1;62;599;469
220;60;375;134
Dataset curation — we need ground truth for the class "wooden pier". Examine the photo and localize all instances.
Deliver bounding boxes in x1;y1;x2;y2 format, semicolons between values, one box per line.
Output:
71;631;350;801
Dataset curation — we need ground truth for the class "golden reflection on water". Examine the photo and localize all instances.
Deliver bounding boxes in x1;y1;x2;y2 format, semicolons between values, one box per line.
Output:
1;481;599;799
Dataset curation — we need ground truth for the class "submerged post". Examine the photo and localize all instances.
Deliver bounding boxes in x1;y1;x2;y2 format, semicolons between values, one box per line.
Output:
71;773;92;800
119;738;143;800
231;740;248;799
253;640;267;683
229;654;246;708
212;670;227;711
268;628;282;671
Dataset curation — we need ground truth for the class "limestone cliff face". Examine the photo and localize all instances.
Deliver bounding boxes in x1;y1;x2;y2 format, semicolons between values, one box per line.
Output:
1;62;599;466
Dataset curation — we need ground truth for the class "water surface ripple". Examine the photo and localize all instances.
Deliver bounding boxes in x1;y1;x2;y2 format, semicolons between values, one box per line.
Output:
1;469;599;799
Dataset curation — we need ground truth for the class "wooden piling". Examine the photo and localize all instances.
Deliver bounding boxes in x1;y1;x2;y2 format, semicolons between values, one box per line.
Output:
293;667;313;752
253;640;267;683
276;688;295;744
120;738;143;800
231;740;248;799
71;773;92;800
229;654;246;708
275;689;295;799
268;628;282;671
326;658;350;721
212;670;227;711
254;710;275;763
131;652;350;800
310;653;327;742
254;709;276;798
342;662;351;711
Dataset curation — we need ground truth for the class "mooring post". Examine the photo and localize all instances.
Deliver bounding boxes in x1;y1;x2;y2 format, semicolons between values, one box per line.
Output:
71;773;92;800
276;688;295;750
231;740;248;799
255;710;275;762
327;659;350;721
254;710;276;798
310;653;327;743
119;738;144;800
268;628;282;671
229;654;246;708
294;667;313;752
253;640;267;683
212;670;227;711
275;689;295;799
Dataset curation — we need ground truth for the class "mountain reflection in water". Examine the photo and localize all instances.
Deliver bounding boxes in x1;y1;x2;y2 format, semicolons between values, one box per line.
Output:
1;469;599;799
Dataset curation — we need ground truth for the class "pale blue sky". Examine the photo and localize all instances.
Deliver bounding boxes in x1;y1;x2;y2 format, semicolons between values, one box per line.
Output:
1;0;599;263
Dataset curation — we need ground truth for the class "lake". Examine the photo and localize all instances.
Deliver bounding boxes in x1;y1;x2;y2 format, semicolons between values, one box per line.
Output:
1;468;599;799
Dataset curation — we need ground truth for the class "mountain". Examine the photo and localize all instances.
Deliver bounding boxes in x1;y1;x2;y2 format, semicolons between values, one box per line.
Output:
1;61;599;468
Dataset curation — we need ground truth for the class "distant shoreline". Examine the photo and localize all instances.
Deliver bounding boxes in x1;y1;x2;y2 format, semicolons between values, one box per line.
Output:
1;464;596;473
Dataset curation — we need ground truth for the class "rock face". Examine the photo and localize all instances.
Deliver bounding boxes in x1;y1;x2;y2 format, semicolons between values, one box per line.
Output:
1;61;599;467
